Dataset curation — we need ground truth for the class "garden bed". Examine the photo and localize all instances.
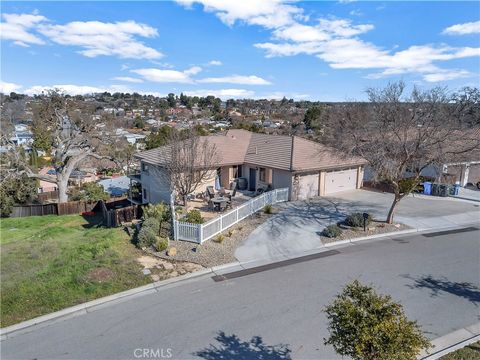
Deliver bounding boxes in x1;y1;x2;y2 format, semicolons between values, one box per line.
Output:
150;210;277;268
320;220;411;245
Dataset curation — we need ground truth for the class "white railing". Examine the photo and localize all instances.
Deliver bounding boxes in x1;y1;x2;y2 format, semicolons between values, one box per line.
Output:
174;188;289;243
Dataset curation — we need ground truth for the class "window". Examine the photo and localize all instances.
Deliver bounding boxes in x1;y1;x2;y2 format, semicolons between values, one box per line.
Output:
143;188;147;200
259;167;266;182
141;162;149;174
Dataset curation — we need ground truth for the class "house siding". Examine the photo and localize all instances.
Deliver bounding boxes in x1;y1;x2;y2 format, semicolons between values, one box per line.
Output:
272;169;293;200
140;163;172;204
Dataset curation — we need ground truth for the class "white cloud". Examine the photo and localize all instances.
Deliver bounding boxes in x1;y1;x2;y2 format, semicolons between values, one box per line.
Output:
184;66;202;75
198;75;271;85
131;66;201;83
37;20;162;59
0;13;47;46
22;84;173;96
443;21;480;35
257;91;310;100
422;69;471;82
0;81;22;93
111;76;144;83
208;60;222;66
184;88;255;99
181;1;478;82
176;0;303;29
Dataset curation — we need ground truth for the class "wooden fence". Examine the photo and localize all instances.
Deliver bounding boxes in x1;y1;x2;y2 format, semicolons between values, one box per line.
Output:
100;200;142;227
9;197;128;218
37;190;59;203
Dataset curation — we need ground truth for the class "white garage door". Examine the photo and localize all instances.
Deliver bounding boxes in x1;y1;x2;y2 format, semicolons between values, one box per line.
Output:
298;173;319;200
325;168;357;195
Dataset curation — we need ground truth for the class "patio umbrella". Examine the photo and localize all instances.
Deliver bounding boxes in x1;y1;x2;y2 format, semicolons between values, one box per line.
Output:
215;176;221;190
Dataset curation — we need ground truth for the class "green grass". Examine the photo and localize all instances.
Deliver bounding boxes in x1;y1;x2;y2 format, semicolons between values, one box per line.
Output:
0;214;151;327
440;341;480;360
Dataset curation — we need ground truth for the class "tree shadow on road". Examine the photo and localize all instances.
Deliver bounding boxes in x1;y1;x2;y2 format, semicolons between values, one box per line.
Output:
403;274;480;305
194;331;292;360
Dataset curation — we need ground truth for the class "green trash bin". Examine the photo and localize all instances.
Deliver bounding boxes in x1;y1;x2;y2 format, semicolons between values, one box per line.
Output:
431;183;439;196
439;184;449;197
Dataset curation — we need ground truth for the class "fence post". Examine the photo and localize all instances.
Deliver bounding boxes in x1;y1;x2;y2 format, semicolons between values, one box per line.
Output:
199;223;203;243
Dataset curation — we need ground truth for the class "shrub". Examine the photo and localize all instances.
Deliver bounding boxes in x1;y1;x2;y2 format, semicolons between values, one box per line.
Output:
142;217;160;234
143;203;170;225
264;204;273;214
155;237;169;252
137;226;157;248
344;212;371;228
322;225;342;238
214;235;225;243
324;280;431;360
185;210;204;224
226;229;234;237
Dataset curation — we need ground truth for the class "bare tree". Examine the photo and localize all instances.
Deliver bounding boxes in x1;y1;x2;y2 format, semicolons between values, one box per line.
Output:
163;129;218;207
324;82;479;224
2;91;115;203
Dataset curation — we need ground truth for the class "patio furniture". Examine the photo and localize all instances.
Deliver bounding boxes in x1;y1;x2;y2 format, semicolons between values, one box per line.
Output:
211;196;228;212
219;187;230;196
206;186;215;200
226;186;237;206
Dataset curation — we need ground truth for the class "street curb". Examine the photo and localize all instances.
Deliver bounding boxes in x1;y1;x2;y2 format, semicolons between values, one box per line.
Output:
419;322;480;359
324;228;419;248
2;223;479;341
0;266;221;340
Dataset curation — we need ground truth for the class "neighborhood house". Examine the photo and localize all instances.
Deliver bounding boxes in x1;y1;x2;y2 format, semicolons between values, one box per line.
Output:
130;129;367;204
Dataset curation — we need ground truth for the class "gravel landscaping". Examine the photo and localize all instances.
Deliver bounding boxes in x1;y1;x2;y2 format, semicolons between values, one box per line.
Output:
320;221;411;245
149;211;277;267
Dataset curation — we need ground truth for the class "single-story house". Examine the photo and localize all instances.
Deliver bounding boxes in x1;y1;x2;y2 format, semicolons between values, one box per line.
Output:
131;129;367;204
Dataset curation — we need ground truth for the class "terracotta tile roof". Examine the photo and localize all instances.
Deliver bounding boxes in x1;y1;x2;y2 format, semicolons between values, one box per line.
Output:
135;129;367;171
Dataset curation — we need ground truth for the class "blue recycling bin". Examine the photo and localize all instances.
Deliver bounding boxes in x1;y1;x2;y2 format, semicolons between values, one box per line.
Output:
423;182;432;195
453;183;460;196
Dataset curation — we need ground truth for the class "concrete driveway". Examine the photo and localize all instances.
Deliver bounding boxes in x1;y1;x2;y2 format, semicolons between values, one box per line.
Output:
234;189;480;262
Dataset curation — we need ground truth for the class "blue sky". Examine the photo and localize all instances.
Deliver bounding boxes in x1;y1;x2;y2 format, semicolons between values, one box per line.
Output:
1;1;479;101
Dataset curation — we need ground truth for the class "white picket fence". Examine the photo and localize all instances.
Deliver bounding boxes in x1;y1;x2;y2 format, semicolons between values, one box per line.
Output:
174;188;289;243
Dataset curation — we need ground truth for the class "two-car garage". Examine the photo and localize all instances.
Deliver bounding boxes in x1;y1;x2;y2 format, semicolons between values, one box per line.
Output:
295;167;361;200
324;168;358;195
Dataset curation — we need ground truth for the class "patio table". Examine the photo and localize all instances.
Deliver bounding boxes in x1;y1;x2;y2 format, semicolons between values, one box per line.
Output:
211;197;228;211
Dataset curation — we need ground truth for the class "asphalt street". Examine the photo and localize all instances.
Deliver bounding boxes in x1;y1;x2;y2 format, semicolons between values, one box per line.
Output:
2;227;479;360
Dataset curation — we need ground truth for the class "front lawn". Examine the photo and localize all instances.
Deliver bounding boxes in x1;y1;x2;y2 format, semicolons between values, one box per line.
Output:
0;214;151;327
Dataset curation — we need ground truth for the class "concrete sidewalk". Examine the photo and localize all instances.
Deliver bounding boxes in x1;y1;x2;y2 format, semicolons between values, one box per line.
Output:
235;189;480;262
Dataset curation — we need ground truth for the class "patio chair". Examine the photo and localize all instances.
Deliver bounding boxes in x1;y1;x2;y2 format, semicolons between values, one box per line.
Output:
226;186;237;207
219;187;230;197
206;186;215;200
208;199;215;211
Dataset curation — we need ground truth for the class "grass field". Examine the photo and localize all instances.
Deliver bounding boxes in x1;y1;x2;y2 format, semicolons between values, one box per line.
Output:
0;214;151;327
440;341;480;360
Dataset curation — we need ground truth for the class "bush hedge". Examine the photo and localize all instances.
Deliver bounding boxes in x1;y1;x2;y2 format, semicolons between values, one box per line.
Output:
322;224;343;238
185;210;204;224
137;227;157;248
155;237;169;252
344;212;372;228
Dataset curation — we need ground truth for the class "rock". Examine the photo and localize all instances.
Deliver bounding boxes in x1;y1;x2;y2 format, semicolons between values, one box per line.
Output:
394;224;401;228
178;269;187;275
151;274;160;282
167;247;177;256
162;261;174;270
368;227;375;231
142;268;151;275
169;271;178;278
